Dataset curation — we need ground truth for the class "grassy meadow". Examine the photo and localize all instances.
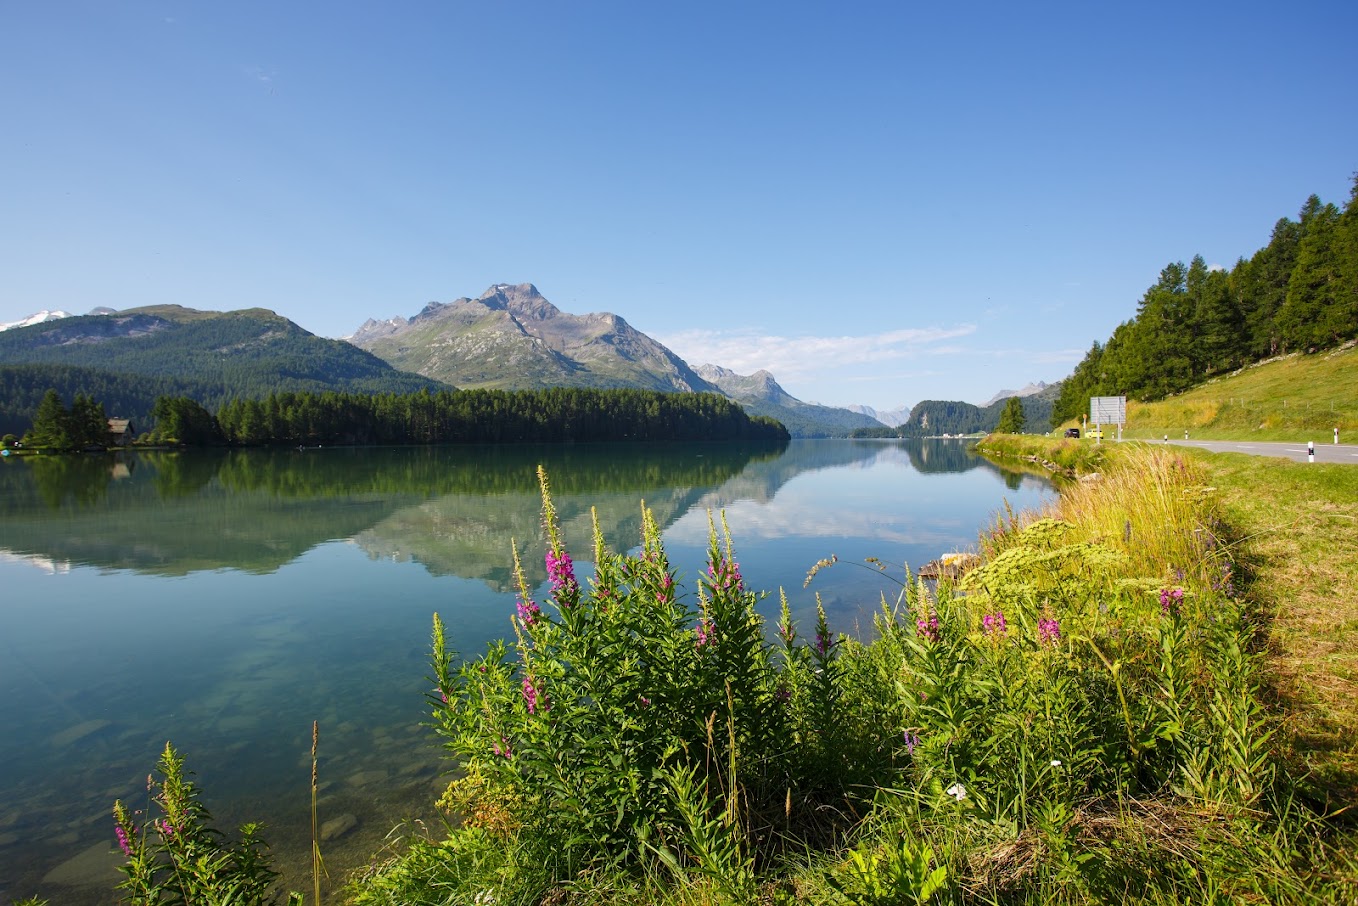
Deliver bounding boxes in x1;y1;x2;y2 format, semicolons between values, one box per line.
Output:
30;353;1358;905
1052;342;1358;442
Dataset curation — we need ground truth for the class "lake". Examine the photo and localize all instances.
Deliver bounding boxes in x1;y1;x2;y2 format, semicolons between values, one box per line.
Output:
0;439;1056;904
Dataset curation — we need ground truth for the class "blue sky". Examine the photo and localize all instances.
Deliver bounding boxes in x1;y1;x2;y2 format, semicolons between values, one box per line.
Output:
2;1;1355;410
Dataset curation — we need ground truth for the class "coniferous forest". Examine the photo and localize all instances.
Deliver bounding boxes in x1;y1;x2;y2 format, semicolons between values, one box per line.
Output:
1052;179;1358;425
212;387;789;446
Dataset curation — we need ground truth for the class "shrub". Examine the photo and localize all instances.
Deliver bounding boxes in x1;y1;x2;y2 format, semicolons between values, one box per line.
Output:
112;741;300;906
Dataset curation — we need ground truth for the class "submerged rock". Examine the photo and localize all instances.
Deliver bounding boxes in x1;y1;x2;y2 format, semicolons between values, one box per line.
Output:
319;813;358;841
41;839;121;887
49;719;112;748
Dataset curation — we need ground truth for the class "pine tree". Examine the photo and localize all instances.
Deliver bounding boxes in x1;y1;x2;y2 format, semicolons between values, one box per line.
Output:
995;397;1026;433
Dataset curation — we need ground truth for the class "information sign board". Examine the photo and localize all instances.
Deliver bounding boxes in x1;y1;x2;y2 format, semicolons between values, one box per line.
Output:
1090;396;1127;425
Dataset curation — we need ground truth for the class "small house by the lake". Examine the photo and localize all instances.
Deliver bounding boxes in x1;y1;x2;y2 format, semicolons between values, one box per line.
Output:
107;418;136;447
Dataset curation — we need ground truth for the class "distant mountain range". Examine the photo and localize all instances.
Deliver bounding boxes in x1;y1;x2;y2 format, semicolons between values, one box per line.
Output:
981;381;1051;408
0;305;444;435
347;284;882;437
694;365;882;437
0;286;1050;438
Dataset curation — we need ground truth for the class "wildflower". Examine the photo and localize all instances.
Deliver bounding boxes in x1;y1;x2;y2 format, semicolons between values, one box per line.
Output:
157;819;177;839
545;550;578;601
903;730;921;756
1038;618;1061;644
982;611;1008;639
815;626;832;657
695;618;713;648
522;677;547;715
516;597;541;626
492;737;512;759
945;782;967;802
1159;586;1184;616
115;823;134;856
776;687;791;703
710;558;743;591
639;696;651;708
916;613;939;642
1050;759;1062;767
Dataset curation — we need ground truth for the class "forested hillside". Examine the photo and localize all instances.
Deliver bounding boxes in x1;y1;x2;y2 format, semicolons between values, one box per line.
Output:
853;383;1061;437
0;307;447;435
214;387;790;446
1053;179;1358;424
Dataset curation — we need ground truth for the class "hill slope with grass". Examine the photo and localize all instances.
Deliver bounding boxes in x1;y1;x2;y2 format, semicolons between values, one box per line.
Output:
1055;342;1358;441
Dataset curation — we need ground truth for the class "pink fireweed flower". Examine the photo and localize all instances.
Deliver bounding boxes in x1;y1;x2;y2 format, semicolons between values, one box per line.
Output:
516;597;541;626
1159;586;1184;616
815;627;832;657
493;737;513;759
695;618;714;648
545;550;578;601
982;611;1008;638
115;824;134;856
1038;618;1061;644
522;677;548;715
709;559;742;591
156;819;176;840
916;614;939;642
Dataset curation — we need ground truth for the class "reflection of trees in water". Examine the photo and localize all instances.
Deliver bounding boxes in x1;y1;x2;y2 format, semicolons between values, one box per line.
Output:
22;454;117;509
0;444;778;577
0;442;1049;582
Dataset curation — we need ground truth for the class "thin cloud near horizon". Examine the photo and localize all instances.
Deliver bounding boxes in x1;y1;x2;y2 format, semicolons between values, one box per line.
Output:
654;325;978;383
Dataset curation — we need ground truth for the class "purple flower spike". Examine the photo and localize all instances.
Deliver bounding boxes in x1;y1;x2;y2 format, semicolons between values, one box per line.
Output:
517;597;541;626
522;677;547;715
695;618;713;648
903;730;921;756
983;611;1008;638
546;550;579;603
1038;618;1061;644
115;824;133;856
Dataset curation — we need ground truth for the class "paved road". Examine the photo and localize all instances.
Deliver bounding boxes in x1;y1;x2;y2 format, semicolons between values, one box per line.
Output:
1132;438;1358;464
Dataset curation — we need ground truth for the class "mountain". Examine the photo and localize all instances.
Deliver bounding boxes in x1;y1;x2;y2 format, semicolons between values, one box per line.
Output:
981;381;1051;408
896;381;1063;437
0;305;447;435
348;283;715;394
844;403;912;427
0;309;73;332
696;364;883;438
350;284;888;437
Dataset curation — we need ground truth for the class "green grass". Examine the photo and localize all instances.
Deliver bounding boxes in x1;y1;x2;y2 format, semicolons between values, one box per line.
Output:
337;453;1358;905
1054;342;1358;441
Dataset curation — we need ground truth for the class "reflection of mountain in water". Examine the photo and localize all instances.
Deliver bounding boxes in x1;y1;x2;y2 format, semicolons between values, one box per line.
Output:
0;445;780;579
0;440;1039;584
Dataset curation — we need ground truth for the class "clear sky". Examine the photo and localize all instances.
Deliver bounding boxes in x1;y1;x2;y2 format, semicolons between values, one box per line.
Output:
2;1;1355;410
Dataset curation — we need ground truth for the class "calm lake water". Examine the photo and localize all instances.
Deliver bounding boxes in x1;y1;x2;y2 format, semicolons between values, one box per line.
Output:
0;439;1055;905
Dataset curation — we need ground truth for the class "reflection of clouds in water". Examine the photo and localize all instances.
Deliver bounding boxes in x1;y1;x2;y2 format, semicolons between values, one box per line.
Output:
663;497;974;551
0;549;71;574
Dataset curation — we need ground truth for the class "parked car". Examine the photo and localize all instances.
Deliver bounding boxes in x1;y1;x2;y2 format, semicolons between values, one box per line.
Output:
1063;428;1080;438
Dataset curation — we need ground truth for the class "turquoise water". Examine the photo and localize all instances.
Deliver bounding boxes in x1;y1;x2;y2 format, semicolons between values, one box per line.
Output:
0;440;1055;904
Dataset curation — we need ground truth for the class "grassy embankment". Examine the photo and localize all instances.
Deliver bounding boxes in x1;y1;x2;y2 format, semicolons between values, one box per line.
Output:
336;450;1357;905
1052;342;1358;441
979;433;1358;808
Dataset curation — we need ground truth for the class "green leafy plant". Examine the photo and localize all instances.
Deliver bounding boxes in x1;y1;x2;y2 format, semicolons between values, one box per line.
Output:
112;741;300;906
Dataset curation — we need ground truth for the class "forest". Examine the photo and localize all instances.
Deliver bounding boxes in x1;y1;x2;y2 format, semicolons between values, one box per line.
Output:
209;387;787;447
1052;179;1358;425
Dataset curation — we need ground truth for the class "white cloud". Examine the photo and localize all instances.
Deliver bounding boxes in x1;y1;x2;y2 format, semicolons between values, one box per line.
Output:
654;324;976;383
